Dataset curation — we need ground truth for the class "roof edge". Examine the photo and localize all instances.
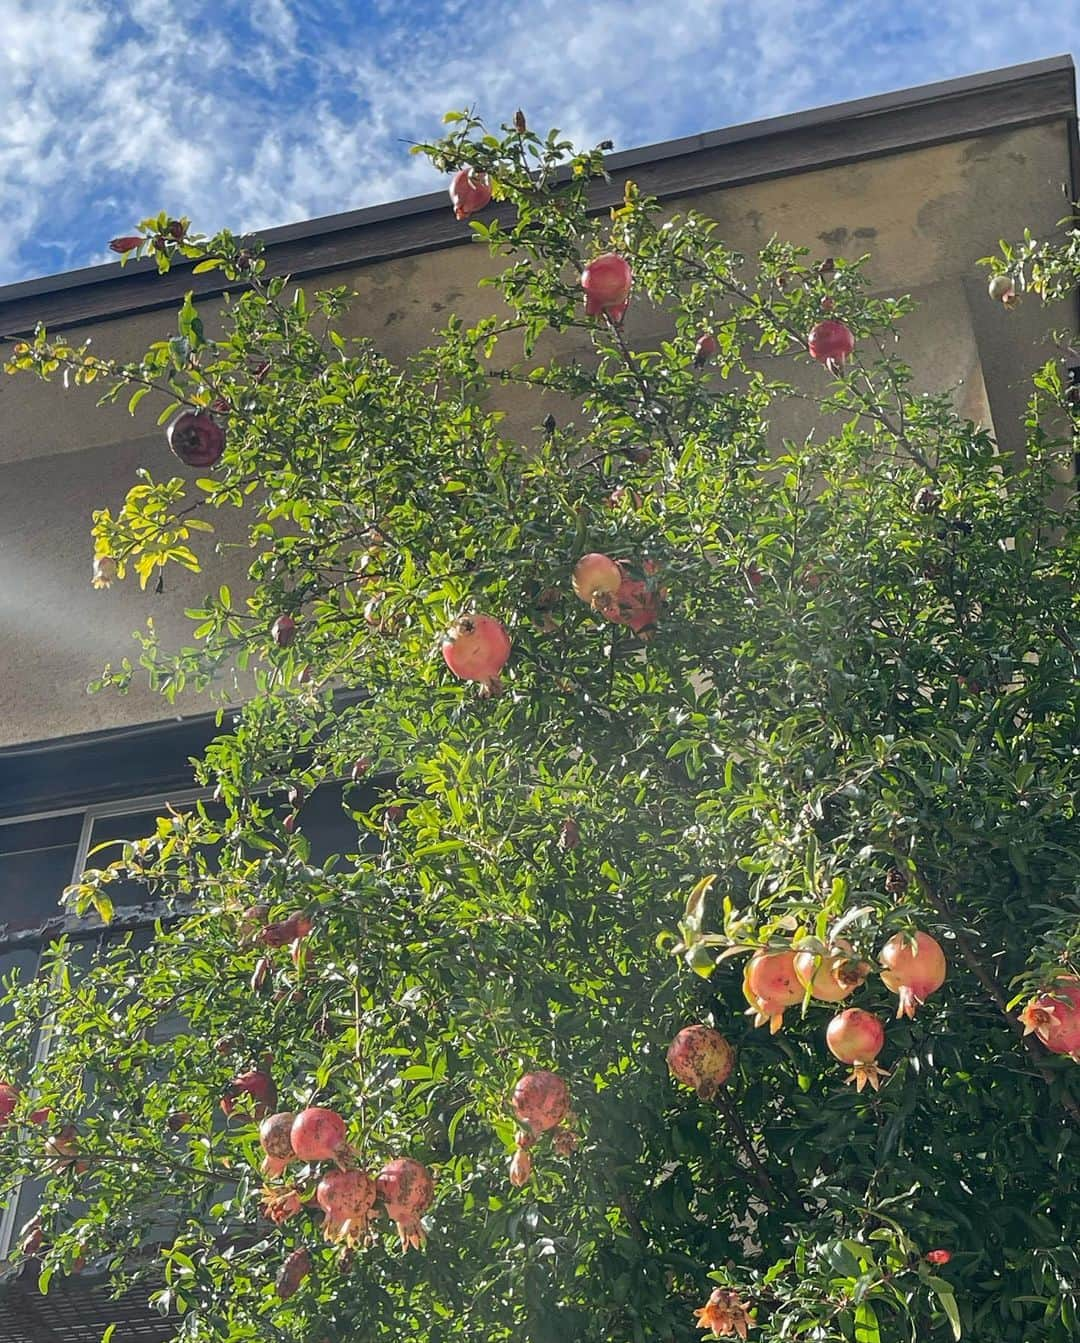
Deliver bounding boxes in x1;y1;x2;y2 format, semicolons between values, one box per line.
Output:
0;55;1075;336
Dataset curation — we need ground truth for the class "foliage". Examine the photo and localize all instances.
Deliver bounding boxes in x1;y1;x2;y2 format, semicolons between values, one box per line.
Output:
1;113;1079;1343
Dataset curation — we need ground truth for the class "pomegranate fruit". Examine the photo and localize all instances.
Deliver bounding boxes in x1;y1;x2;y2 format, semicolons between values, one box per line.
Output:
807;319;855;369
166;410;225;468
988;274;1015;304
317;1167;377;1245
441;613;511;690
879;931;947;1019
258;1111;296;1177
508;1148;532;1187
826;1008;888;1092
694;331;718;367
221;1069;276;1120
272;614;297;648
1020;977;1080;1058
262;912;313;949
605;569;662;637
667;1025;735;1100
276;1246;311;1301
926;1249;952;1265
449;167;492;221
743;949;803;1033
572;552;622;611
794;942;868;1003
581;253;633;320
558;816;580;851
0;1082;19;1128
376;1157;435;1251
512;1071;570;1133
290;1107;350;1165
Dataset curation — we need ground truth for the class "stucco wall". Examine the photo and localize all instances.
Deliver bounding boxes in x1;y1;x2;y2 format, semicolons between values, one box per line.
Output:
0;123;1074;746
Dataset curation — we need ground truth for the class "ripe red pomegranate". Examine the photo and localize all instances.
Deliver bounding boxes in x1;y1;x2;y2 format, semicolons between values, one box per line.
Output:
581;253;633;320
512;1071;570;1133
1020;977;1080;1058
743;949;803;1033
258;1111;296;1177
317;1167;377;1244
826;1008;888;1092
794;942;868;1003
272;614;297;648
441;613;511;689
667;1025;735;1100
807;319;855;368
351;756;371;782
376;1157;435;1251
572;552;622;611
19;1215;45;1257
275;1246;311;1301
0;1082;19;1128
449;167;492;221
221;1069;276;1120
605;569;662;637
879;931;947;1019
45;1124;88;1174
926;1249;952;1265
290;1107;350;1165
167;410;225;468
694;332;718;367
509;1148;532;1187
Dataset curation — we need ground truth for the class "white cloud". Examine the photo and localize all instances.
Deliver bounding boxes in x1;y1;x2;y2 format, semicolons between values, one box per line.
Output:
0;0;1076;284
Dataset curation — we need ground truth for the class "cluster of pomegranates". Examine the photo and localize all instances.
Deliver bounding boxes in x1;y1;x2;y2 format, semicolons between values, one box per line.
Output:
740;931;948;1091
572;552;663;638
252;1103;434;1276
508;1070;577;1186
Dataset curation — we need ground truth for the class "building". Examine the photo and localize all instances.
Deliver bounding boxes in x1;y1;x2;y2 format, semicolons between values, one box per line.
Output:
0;56;1077;1341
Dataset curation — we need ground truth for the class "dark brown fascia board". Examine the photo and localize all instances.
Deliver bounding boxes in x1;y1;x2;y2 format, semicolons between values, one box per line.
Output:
0;54;1074;338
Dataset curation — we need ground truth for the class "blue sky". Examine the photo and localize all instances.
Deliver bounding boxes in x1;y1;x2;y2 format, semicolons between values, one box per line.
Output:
0;0;1077;286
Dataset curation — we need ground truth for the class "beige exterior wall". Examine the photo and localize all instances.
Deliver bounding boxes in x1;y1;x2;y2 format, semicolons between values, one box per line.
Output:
0;122;1075;746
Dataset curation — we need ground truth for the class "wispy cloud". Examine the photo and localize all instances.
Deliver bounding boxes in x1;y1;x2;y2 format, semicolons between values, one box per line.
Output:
0;0;1076;285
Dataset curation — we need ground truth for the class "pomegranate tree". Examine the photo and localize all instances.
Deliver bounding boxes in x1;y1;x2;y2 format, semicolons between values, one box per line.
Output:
743;949;803;1033
667;1025;735;1100
825;1008;888;1092
316;1167;377;1245
376;1157;435;1251
290;1107;350;1165
1020;977;1080;1058
878;930;947;1018
441;613;511;691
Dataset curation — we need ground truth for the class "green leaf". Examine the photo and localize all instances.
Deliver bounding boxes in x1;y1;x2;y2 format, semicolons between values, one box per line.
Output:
854;1303;880;1343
